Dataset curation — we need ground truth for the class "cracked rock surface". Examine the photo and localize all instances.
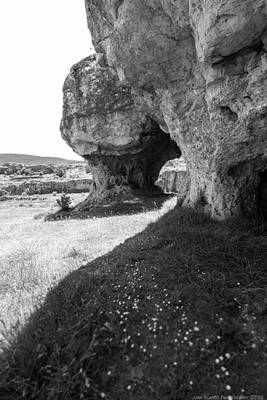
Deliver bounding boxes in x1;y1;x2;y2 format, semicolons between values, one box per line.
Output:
61;0;267;218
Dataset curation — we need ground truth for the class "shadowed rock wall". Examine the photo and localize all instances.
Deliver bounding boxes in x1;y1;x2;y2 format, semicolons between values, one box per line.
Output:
61;0;267;218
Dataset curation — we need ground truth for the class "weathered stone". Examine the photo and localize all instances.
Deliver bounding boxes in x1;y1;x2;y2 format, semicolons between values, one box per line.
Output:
0;178;92;196
27;165;55;175
156;158;189;198
0;164;54;176
62;0;267;218
61;54;180;192
0;163;92;197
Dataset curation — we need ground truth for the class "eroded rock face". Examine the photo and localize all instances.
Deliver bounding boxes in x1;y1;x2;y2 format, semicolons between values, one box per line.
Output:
62;0;267;218
156;158;189;198
61;54;180;191
86;132;180;191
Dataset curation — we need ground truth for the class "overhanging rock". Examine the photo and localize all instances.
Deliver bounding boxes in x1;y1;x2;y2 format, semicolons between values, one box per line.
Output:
61;54;180;194
61;1;267;218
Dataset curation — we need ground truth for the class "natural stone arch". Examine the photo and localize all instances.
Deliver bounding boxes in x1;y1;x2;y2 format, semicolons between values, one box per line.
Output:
62;1;267;219
82;121;181;195
60;54;181;209
156;157;189;200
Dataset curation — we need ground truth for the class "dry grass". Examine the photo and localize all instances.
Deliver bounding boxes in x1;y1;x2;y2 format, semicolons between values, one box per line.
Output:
0;194;177;347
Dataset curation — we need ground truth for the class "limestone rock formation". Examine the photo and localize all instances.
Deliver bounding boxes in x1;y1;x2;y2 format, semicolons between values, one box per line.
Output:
61;55;180;192
61;0;267;218
0;178;92;196
0;163;93;197
156;158;189;197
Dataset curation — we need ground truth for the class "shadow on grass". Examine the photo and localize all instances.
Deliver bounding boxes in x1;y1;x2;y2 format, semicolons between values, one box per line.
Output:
45;190;173;221
0;206;267;399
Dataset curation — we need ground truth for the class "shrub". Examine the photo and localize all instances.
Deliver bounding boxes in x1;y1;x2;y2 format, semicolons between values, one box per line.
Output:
56;193;72;211
0;189;8;197
21;167;30;176
55;168;65;178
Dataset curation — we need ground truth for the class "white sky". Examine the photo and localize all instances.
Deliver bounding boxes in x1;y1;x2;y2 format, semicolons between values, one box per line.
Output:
0;1;94;160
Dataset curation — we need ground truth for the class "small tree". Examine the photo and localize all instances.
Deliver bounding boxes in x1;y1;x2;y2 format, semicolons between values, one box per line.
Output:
56;193;72;211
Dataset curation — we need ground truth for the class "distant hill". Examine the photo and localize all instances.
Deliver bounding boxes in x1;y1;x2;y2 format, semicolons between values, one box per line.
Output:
0;154;84;165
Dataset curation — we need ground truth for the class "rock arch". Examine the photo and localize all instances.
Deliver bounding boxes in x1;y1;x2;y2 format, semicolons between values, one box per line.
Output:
60;54;181;206
61;1;267;218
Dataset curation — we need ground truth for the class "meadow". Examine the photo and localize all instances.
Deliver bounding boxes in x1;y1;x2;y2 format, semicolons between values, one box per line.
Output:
0;194;176;347
0;195;266;399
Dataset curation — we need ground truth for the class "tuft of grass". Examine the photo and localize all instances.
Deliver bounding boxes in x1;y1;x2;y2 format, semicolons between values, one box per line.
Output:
0;196;177;356
1;246;45;293
0;207;266;399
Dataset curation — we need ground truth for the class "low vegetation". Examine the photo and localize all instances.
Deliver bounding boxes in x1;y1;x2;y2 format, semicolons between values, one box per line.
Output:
0;194;174;353
0;206;266;399
57;193;72;211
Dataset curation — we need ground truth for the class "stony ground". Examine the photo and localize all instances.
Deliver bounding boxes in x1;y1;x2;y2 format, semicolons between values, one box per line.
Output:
0;162;91;196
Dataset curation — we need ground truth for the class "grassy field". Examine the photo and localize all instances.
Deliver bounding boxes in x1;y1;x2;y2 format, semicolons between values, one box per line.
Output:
0;200;266;399
0;195;176;347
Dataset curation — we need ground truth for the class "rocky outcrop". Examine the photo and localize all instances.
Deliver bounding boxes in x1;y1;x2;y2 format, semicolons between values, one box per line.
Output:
0;178;92;196
61;0;267;218
0;167;9;175
0;164;58;176
0;163;92;199
61;55;180;193
156;158;189;197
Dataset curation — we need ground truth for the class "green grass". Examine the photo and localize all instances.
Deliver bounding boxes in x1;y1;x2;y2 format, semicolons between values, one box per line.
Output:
0;207;266;399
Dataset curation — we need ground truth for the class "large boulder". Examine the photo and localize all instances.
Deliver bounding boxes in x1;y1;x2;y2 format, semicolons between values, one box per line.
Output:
61;0;267;218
